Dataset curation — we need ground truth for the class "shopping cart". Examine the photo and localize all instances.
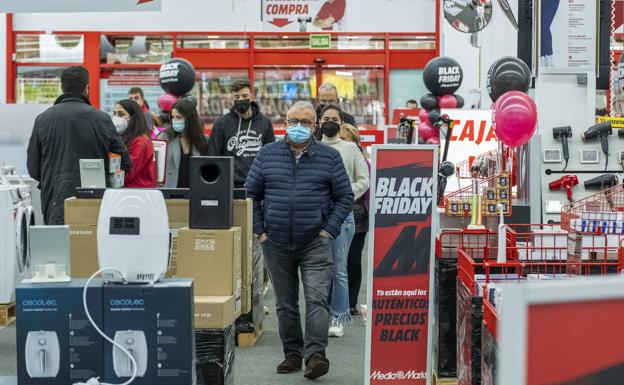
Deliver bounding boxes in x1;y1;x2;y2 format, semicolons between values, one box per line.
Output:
442;173;512;217
454;150;499;180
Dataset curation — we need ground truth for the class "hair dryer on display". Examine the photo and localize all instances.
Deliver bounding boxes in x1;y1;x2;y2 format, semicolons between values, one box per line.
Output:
548;175;579;202
584;174;618;190
553;126;572;171
582;122;612;170
437;161;455;206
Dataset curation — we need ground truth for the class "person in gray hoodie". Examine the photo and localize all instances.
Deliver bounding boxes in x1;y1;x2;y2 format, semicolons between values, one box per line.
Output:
207;79;275;187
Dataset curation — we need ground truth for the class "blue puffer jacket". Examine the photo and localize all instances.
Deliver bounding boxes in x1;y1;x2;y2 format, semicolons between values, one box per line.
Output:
245;138;354;251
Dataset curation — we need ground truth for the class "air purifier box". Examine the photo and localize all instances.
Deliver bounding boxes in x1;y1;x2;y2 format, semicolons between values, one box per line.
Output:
102;278;195;385
15;279;104;385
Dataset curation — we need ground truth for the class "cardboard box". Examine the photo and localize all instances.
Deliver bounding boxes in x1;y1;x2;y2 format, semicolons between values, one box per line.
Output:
103;279;194;385
64;198;101;225
167;199;189;229
234;199;253;288
16;279;104;384
194;295;241;329
241;285;252;315
69;224;99;278
177;227;242;299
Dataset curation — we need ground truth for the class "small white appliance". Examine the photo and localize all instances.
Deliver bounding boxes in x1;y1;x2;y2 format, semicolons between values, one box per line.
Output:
0;184;35;303
25;331;60;378
29;225;71;283
97;189;170;283
113;330;148;378
79;159;106;188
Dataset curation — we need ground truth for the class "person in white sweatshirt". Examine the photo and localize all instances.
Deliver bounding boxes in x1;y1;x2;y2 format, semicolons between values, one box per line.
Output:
319;104;370;338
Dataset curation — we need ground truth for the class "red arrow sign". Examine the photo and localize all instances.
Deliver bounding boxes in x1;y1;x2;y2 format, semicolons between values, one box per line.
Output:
137;0;154;4
269;18;294;28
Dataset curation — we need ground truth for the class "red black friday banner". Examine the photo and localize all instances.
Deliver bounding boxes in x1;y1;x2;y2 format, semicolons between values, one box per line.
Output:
365;145;438;385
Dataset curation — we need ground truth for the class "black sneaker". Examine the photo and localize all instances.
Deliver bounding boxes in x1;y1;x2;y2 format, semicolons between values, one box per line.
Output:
304;353;330;380
277;353;303;374
350;307;360;316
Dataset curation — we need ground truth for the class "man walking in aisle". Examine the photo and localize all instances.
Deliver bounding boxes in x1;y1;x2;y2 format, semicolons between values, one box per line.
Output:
245;101;353;380
27;66;131;224
208;79;275;188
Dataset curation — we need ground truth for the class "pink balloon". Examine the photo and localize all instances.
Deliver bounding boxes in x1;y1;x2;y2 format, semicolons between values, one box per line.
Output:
426;136;441;145
418;108;430;122
158;92;178;113
438;95;458;109
418;121;436;141
493;91;537;147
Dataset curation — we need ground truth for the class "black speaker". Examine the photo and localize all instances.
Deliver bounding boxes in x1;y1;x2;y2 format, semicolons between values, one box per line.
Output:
597;0;611;90
189;156;233;229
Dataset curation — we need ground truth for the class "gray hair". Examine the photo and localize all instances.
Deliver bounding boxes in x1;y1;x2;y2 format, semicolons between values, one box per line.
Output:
287;101;317;121
318;82;338;96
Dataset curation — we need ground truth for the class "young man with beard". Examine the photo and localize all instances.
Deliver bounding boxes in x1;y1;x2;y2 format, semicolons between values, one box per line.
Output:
207;79;275;187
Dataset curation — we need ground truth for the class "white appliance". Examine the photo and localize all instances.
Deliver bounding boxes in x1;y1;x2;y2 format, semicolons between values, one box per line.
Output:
0;184;35;303
97;189;170;283
25;331;60;378
113;330;148;378
29;225;71;283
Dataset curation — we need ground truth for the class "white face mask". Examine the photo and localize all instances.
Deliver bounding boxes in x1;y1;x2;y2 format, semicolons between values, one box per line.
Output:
113;116;128;134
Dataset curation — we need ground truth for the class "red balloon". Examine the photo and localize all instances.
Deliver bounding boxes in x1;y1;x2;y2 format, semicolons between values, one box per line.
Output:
158;92;178;113
438;95;458;109
418;121;436;141
493;91;537;147
426;136;441;144
418;108;430;122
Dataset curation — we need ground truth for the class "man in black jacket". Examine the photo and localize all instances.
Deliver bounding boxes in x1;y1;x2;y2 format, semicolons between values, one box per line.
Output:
246;101;353;380
207;79;275;188
27;66;131;225
316;82;356;126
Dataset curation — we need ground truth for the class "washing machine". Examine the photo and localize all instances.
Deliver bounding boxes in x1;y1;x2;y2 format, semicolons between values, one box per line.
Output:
0;183;35;304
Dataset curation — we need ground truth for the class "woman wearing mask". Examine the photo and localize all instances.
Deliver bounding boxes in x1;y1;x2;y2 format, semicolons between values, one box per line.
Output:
339;123;371;315
158;99;208;188
319;105;369;338
112;99;156;188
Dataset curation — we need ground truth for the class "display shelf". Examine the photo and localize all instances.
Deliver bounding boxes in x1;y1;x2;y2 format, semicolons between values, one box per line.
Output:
0;302;16;326
443;173;512;217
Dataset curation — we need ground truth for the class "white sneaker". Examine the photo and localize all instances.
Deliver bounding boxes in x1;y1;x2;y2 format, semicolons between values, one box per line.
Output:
328;325;344;338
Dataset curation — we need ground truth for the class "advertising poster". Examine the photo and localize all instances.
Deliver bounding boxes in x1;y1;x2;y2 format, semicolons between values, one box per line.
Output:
539;0;597;73
365;145;438;385
0;0;161;12
262;0;348;32
526;299;624;385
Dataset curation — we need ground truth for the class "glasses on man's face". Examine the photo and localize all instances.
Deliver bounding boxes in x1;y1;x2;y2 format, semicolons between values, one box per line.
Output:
287;119;316;128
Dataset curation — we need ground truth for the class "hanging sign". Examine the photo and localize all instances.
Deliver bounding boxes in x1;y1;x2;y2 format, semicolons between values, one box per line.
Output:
365;145;438;385
262;0;347;31
0;0;161;12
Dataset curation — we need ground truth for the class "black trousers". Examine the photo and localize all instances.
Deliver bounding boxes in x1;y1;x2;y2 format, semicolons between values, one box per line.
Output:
347;231;368;309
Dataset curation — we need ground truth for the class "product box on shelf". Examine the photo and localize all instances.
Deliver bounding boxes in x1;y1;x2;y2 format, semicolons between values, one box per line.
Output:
195;296;241;329
102;279;195;385
16;279;104;385
177;227;242;299
195;324;235;385
235;239;265;334
233;199;253;288
108;152;121;173
108;170;124;188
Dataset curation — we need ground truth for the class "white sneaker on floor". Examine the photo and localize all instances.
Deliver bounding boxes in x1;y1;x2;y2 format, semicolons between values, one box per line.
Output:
328;325;344;338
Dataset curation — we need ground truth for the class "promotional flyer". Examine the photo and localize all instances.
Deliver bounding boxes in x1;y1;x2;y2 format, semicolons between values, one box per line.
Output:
539;0;597;73
366;146;437;385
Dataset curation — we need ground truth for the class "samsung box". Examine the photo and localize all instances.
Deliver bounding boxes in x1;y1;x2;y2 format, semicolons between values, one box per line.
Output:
16;279;104;385
103;279;195;385
177;227;242;298
194;296;241;329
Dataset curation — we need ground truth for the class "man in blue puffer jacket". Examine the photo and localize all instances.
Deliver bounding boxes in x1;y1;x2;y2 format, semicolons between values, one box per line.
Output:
245;101;353;380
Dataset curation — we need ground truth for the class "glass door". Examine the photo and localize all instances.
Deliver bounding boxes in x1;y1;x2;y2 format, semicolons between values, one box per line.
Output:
254;67;317;129
320;67;385;129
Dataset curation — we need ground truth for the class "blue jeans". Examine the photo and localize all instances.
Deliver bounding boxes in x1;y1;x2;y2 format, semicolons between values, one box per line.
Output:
330;212;355;326
540;0;559;56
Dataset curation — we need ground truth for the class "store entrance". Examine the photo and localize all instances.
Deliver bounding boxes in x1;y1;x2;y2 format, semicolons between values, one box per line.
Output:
253;65;385;130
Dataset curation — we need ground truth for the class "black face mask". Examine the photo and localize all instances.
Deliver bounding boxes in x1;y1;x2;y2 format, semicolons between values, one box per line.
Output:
234;99;251;114
321;121;341;138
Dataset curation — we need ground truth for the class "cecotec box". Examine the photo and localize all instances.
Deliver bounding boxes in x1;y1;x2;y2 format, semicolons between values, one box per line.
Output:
102;279;195;385
16;279;104;385
177;227;242;301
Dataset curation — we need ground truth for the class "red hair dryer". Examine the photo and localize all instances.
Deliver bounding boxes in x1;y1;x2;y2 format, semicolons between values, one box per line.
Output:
549;175;579;202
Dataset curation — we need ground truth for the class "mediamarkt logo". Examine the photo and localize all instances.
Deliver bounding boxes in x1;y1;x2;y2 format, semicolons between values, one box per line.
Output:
370;370;426;380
